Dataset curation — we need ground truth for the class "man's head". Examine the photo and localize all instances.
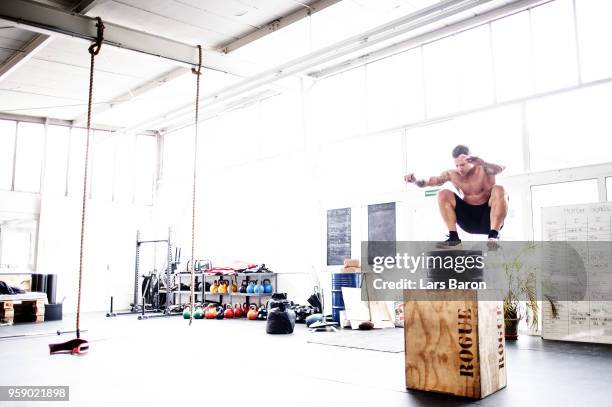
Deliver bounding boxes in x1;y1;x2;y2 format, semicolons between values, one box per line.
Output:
452;145;471;176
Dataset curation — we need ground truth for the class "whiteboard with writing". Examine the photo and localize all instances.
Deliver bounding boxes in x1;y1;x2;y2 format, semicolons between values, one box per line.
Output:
541;202;612;344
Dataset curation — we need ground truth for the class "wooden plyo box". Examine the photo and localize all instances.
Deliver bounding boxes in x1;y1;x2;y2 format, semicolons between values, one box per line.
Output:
404;290;506;399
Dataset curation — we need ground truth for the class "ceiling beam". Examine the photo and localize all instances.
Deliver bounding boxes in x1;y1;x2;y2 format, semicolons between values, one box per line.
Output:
71;0;110;15
219;0;341;54
0;0;235;72
71;66;190;126
0;33;53;83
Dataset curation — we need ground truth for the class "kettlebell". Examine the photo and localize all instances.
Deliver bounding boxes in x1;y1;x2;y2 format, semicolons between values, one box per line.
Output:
246;281;256;294
193;306;203;319
234;303;243;318
205;304;217;319
263;279;273;294
224;304;234;319
231;279;238;293
182;306;191;319
247;305;258;320
216;305;225;320
254;280;264;294
242;302;248;317
239;281;247;293
219;280;228;294
257;305;267;320
211;280;219;293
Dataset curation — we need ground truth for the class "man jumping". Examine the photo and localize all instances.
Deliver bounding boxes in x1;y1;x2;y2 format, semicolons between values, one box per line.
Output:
404;145;508;245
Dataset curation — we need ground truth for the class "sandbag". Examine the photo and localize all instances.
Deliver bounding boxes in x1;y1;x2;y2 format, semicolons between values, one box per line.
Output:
266;302;296;334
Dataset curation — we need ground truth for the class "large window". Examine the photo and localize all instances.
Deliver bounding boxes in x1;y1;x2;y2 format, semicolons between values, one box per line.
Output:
456;25;495;110
309;66;367;143
423;37;459;117
135;135;157;205
527;82;612;171
406;105;523;177
0;120;16;190
92;130;115;201
575;0;612;82
44;125;69;195
366;48;425;132
14;122;44;193
491;11;533;102
530;0;578;93
114;133;136;204
67;128;87;198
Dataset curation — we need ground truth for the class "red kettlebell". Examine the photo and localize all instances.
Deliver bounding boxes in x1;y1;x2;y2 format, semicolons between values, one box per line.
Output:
224;304;234;319
205;304;217;319
247;305;258;320
233;303;243;318
242;302;248;317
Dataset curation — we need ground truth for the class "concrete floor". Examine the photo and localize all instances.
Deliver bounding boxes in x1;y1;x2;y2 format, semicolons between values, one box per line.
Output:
1;313;612;407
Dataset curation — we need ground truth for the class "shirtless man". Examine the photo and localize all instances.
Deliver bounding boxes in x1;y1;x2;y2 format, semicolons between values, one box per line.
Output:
404;145;508;245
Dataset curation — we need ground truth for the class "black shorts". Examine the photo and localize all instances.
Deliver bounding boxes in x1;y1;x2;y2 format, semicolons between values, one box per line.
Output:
454;193;492;235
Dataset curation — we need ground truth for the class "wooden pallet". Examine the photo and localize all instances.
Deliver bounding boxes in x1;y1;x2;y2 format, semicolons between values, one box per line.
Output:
0;297;45;325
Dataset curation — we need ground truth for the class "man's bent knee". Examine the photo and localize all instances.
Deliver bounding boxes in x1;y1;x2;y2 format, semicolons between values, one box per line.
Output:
438;189;455;204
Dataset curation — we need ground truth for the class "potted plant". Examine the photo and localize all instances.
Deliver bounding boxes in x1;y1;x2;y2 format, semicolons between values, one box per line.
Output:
502;245;539;340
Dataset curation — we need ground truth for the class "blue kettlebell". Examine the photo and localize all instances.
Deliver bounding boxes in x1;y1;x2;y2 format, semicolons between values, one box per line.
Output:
246;281;256;294
254;280;264;294
263;279;273;294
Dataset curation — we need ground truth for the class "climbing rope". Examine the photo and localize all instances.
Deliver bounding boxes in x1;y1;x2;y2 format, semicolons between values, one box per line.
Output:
76;17;104;339
189;45;202;325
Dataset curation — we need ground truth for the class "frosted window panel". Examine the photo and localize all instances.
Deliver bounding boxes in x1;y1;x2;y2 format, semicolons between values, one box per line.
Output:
215;104;262;167
91;130;115;201
310;67;367;143
575;0;612;82
0;227;33;268
531;180;599;240
0;120;16;190
114;133;136;204
135;135;157;205
607;178;612;201
423;37;459;117
531;0;578;93
14;122;44;192
259;92;301;157
44;125;69;195
456;25;495;110
491;11;533;101
406;105;523;178
527;82;612;171
366;48;425;132
67;128;88;198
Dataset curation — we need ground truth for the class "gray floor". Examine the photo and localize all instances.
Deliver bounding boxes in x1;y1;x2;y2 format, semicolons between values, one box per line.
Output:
1;313;612;407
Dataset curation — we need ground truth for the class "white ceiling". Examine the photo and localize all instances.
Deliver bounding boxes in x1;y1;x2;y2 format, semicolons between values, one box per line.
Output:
0;0;506;132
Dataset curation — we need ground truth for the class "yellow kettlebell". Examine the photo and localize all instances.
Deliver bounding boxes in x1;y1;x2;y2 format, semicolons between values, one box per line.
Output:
219;279;228;294
211;280;219;293
231;279;238;293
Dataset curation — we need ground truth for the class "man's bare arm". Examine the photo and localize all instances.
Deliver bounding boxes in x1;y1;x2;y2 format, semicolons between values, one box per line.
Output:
465;156;505;175
405;171;451;188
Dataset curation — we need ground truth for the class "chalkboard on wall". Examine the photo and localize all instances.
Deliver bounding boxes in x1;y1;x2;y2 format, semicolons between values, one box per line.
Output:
327;208;351;266
367;202;396;264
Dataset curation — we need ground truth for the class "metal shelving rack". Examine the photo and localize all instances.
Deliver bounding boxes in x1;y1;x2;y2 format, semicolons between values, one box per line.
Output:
201;272;278;308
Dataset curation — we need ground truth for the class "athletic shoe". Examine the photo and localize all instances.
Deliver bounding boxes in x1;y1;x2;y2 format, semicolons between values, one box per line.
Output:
436;235;462;249
487;236;500;250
